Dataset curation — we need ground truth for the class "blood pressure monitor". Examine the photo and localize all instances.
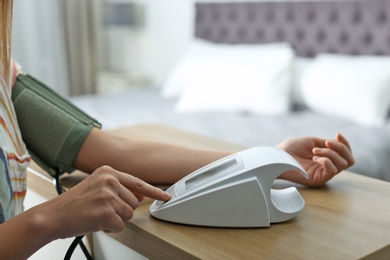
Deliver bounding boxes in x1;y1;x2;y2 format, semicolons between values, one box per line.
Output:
149;147;308;227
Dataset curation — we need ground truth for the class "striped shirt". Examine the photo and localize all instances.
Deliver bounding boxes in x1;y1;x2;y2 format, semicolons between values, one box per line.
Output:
0;61;31;223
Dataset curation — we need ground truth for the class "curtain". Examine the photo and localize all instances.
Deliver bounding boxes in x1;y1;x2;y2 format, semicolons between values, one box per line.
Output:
58;0;102;96
12;0;101;96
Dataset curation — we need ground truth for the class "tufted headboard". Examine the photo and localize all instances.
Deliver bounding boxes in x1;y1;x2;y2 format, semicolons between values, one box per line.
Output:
194;0;390;57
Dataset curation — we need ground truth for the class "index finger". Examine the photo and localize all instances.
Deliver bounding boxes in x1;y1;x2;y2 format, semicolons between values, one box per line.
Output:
121;173;171;201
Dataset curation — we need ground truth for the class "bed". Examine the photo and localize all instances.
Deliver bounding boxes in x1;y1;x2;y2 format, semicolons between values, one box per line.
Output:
71;0;390;182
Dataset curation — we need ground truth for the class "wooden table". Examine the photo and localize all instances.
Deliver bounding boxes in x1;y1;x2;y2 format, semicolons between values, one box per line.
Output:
28;124;390;259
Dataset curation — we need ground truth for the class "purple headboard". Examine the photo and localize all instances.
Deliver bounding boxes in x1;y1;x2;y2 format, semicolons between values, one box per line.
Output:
195;0;390;57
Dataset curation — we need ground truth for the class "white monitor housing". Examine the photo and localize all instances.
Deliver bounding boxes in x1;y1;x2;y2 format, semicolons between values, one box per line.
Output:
150;146;308;227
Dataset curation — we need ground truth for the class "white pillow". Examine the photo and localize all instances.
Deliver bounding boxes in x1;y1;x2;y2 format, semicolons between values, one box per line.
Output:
169;40;295;115
300;54;390;127
161;39;218;98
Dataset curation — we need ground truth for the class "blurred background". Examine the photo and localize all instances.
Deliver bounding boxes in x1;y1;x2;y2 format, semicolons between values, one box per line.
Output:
16;0;390;258
12;0;194;96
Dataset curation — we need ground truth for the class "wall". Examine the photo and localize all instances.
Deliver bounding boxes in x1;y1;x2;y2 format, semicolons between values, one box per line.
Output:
122;0;194;86
12;0;69;96
126;0;331;86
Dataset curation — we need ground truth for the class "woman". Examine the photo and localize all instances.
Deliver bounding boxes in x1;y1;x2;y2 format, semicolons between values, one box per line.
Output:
0;1;354;259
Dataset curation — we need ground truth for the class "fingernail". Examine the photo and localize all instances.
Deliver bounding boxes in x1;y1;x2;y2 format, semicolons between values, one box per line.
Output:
163;192;171;201
313;148;320;153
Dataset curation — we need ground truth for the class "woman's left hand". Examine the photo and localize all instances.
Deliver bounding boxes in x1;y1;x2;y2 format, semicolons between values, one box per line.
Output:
277;133;355;187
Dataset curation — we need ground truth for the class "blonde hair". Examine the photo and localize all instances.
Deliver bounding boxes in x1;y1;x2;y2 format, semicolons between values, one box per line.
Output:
0;0;13;85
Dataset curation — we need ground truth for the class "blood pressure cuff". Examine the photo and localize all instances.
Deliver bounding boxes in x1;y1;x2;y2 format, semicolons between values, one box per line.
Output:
11;74;102;177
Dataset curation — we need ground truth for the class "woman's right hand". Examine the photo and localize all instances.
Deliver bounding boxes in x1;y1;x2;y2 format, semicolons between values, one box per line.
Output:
29;165;171;241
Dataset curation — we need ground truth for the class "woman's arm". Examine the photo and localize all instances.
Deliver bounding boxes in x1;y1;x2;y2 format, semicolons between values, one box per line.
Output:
0;207;51;260
72;128;232;184
73;128;354;187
